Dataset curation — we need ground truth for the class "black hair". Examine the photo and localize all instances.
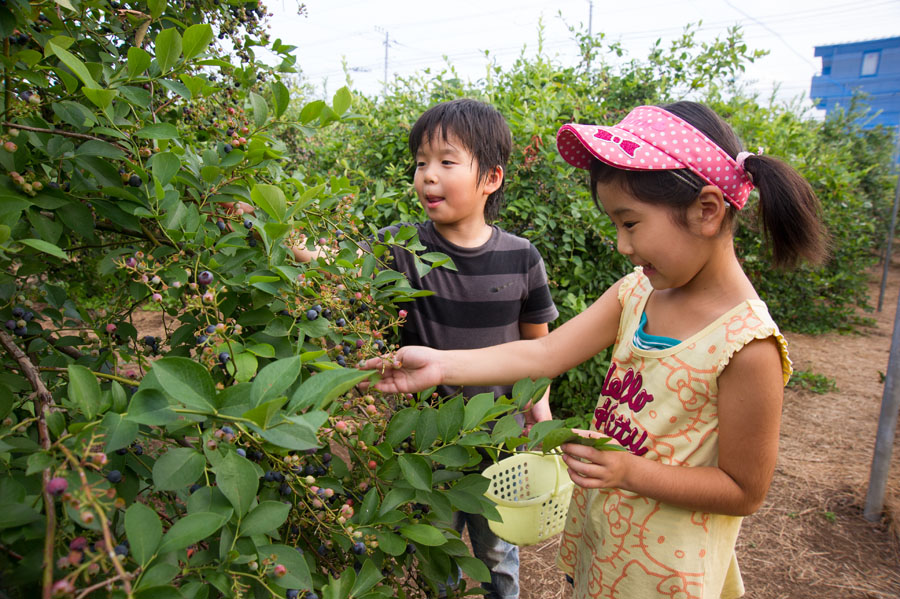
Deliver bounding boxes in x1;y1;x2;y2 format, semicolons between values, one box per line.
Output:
408;98;512;223
589;101;828;269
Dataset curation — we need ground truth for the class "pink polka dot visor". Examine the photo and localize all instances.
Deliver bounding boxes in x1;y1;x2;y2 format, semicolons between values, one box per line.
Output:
556;105;754;210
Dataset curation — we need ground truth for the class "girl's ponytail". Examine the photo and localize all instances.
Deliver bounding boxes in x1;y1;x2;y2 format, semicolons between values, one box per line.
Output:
742;155;829;270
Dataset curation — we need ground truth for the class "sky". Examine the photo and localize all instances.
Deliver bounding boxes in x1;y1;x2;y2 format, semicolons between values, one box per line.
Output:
263;0;900;112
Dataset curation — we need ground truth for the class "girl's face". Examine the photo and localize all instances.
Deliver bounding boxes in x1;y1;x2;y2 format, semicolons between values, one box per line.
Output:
596;180;710;290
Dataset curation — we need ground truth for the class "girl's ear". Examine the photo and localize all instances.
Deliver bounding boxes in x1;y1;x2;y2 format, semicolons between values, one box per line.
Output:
694;185;728;236
482;165;503;195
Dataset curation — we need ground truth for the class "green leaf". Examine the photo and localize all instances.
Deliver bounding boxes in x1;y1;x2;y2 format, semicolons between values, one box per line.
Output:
20;238;68;261
151;357;216;412
437;396;465;441
135;123;180;140
398;454;432;491
414;406;439;451
252;413;323;451
490;414;523;445
286;368;374;413
250;355;300;407
100;412;139;453
270;81;290;117
0;503;41;529
373;530;406;556
155;28;182;74
332;86;352;116
126;502;163;567
249;92;268;129
127;46;152;78
239;501;290;537
125;389;177;425
399;524;447;546
77;139;125;160
539;427;622;453
357;487;380;525
250;184;285;222
82;87;117;110
241;396;287;429
378;487;415;516
214;451;258;517
149;152;181;185
148;0;166;18
157;512;226;554
48;41;98;88
182;23;213;59
67;364;100;420
225;352;258;383
463;392;494;430
298;100;325;124
52;100;96;127
350;560;383;596
457;556;491;583
257;544;312;590
152;448;205;491
385;407;418;446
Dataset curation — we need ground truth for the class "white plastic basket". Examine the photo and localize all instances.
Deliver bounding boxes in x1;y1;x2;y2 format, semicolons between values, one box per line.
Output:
482;452;574;546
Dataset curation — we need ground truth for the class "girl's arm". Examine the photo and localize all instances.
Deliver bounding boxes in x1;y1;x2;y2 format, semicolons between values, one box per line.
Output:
561;335;784;516
367;278;626;393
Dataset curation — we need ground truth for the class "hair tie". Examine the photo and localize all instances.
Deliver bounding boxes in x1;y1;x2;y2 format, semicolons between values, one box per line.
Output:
735;151;754;170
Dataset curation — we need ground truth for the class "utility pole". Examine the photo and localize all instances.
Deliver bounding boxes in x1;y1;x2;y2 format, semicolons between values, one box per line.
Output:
586;1;594;70
375;26;389;96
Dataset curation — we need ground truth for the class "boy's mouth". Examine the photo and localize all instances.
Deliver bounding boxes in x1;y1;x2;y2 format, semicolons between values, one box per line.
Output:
424;195;444;208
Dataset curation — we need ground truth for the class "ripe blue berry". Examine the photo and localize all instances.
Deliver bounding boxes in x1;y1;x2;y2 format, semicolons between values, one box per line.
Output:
223;143;233;153
128;174;142;187
107;470;123;484
218;352;230;364
4;320;14;330
335;318;346;327
197;270;214;286
206;324;216;334
352;541;365;554
221;426;234;435
306;309;318;321
12;307;24;318
236;448;246;457
196;334;208;345
216;219;226;231
189;483;202;494
143;335;156;346
286;591;299;599
114;543;129;556
280;483;292;496
243;219;252;230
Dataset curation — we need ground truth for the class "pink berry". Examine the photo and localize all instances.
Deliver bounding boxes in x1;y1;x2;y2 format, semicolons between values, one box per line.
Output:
272;563;287;577
3;141;17;152
105;323;117;333
47;477;68;496
398;309;408;318
51;579;75;596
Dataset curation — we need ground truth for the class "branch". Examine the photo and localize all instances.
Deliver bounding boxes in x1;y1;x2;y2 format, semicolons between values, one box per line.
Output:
38;366;135;387
0;331;56;599
48;335;83;360
1;122;130;153
74;572;130;599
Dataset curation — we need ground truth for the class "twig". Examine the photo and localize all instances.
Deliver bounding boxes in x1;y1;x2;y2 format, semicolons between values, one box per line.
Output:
38;366;135;387
74;572;130;599
0;330;56;599
1;122;129;152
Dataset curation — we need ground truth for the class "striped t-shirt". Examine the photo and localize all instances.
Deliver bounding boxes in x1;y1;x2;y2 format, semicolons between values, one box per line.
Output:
382;221;559;401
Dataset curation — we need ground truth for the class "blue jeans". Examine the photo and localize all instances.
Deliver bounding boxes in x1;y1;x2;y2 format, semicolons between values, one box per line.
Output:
445;511;519;599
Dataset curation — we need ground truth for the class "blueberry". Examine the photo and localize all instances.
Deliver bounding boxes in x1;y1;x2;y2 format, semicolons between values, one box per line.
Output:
322;452;332;463
216;220;226;231
247;236;257;247
342;345;351;356
352;541;365;554
196;334;208;345
286;591;299;599
143;335;156;346
218;352;230;364
273;472;284;482
197;271;214;286
116;447;128;456
226;127;235;136
22;311;33;322
114;543;128;556
335;318;346;327
107;470;123;484
189;483;202;494
306;309;318;321
206;324;216;334
14;326;26;336
321;309;331;319
312;304;322;313
336;356;346;367
405;543;416;554
12;307;24;318
236;448;246;457
305;593;319;599
128;174;142;187
374;340;385;350
223;143;233;153
279;483;292;496
264;471;276;482
4;320;14;330
243;219;252;230
304;464;316;476
221;426;234;435
132;444;143;456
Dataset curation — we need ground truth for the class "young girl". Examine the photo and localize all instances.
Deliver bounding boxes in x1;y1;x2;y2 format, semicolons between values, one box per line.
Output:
365;101;827;598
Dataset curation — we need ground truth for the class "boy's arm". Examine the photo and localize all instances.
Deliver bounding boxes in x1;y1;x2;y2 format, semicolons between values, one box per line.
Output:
519;321;551;431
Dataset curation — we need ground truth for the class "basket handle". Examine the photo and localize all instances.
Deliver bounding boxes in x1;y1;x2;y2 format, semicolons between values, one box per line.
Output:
550;450;565;495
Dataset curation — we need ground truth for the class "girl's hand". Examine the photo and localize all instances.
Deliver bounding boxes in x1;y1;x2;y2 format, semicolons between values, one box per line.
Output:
360;346;445;393
561;430;632;490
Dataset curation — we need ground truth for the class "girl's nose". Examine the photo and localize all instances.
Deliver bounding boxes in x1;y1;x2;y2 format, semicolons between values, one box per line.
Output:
616;234;632;256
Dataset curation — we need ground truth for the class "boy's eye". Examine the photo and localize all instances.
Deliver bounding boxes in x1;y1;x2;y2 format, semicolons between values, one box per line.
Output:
441;160;455;165
415;161;425;168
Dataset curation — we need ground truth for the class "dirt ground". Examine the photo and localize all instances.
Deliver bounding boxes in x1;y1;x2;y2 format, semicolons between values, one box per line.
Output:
125;257;900;599
513;257;900;599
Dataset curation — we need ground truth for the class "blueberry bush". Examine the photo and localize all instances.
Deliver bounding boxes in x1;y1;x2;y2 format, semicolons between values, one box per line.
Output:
298;24;896;422
0;2;560;598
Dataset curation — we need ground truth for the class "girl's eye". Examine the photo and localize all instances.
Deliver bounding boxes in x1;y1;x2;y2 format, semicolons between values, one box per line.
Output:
622;222;636;230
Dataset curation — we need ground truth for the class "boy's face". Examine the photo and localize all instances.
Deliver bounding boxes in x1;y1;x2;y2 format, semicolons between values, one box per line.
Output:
413;132;501;233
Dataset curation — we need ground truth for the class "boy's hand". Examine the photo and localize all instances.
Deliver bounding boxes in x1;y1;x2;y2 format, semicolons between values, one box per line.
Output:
360;346;444;393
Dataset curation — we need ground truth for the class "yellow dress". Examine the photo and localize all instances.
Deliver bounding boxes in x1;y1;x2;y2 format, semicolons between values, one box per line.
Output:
557;268;791;599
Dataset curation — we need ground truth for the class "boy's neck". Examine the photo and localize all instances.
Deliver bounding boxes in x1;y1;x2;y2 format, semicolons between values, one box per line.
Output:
432;219;494;248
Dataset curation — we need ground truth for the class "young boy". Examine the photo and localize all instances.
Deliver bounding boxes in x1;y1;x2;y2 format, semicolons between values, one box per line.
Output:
299;98;558;599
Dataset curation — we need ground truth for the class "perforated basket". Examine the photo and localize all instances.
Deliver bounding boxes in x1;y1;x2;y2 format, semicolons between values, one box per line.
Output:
482;452;574;546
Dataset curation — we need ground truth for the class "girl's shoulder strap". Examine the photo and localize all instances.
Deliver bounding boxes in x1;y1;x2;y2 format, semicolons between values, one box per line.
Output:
617;267;652;307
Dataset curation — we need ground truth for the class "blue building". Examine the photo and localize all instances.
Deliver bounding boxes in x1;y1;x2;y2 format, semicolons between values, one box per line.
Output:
810;36;900;129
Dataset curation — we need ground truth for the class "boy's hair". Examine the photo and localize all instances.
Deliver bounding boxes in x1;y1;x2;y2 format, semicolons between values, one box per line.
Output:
589;101;828;269
409;99;512;222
